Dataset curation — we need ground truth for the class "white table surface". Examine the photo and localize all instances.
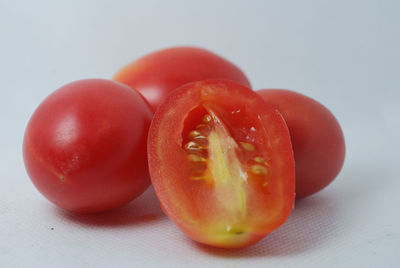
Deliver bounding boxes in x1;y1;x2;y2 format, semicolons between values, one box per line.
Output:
1;0;399;267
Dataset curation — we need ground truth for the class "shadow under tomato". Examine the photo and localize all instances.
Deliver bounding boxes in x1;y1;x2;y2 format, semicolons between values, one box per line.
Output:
53;186;165;227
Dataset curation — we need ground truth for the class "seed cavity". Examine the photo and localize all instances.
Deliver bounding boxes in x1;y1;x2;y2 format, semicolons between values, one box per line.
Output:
188;154;206;163
250;164;268;175
240;142;255;151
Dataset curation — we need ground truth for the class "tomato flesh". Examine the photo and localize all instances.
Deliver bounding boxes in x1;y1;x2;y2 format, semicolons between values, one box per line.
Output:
148;80;295;248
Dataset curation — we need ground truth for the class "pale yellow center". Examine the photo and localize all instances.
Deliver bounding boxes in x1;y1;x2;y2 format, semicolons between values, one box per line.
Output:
207;112;247;226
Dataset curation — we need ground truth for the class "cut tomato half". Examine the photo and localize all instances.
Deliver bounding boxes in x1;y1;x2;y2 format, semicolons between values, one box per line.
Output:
148;80;295;248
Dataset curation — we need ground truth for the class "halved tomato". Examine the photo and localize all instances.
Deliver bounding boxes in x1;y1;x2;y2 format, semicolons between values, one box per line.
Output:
148;80;295;248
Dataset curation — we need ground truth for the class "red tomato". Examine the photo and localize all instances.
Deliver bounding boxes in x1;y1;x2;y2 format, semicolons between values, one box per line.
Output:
23;79;152;213
148;80;295;248
113;47;251;112
257;89;345;199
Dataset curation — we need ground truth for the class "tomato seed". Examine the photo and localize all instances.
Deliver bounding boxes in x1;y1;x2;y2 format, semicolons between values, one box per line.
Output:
253;156;269;166
190;176;205;181
202;114;212;123
254;156;265;163
240;142;255;151
188;154;207;162
250;164;268;175
188;130;202;138
192;137;208;147
184;141;202;151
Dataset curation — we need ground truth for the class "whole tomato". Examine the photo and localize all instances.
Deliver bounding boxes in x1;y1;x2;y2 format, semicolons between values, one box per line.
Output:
23;79;152;213
257;89;345;199
113;47;251;112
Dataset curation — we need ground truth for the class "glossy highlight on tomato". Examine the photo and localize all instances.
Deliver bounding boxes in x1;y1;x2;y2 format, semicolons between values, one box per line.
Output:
23;79;152;213
257;89;345;199
148;80;295;248
113;47;251;112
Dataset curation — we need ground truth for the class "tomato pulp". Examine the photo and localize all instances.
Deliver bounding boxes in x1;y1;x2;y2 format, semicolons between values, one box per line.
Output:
257;89;345;199
23;79;152;213
148;80;295;248
113;47;251;112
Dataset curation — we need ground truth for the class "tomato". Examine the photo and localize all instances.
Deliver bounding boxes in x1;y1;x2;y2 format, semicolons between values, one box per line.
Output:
23;79;153;213
257;89;345;199
113;47;251;112
148;80;295;248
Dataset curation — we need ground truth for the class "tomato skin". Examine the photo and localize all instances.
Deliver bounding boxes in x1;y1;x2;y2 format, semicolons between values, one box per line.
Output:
113;47;251;112
23;79;152;213
148;80;295;248
257;89;345;199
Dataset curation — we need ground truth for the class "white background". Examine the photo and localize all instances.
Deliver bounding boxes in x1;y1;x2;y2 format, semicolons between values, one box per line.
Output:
1;0;399;267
